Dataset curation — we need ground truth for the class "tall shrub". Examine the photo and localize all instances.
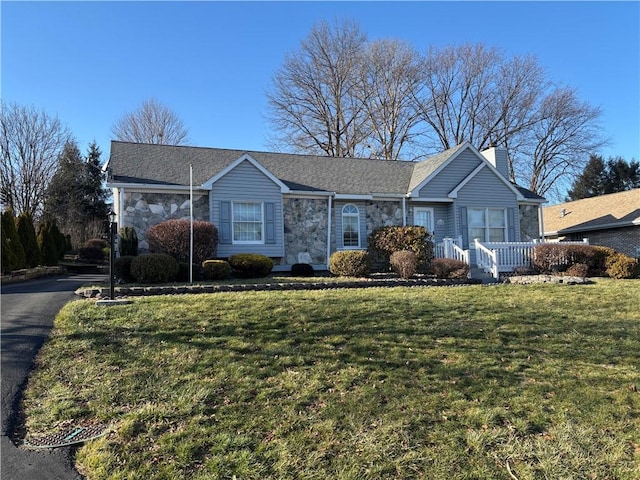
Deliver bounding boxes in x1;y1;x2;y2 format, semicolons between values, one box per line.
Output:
147;219;218;265
37;220;63;266
368;226;434;272
17;211;41;268
119;226;139;256
1;209;26;271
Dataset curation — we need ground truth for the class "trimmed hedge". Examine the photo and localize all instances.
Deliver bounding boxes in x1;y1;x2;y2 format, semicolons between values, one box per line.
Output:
114;255;135;283
329;250;370;277
390;250;418;279
203;260;232;280
130;253;179;284
228;254;273;278
368;226;434;272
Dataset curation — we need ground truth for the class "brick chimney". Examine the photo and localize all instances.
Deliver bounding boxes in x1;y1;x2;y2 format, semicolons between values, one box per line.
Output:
481;145;510;180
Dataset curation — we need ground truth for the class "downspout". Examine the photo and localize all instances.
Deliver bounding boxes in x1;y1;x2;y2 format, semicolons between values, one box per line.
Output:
402;196;407;226
326;194;333;269
538;204;545;241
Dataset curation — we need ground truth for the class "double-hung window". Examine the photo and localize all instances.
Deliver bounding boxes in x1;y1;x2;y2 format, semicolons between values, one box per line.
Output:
342;204;360;248
233;201;263;243
468;208;506;244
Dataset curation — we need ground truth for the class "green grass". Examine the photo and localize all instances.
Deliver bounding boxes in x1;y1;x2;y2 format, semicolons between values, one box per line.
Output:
22;280;640;479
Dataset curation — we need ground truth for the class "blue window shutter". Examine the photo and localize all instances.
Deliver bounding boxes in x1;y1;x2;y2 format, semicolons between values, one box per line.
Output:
265;202;276;244
459;207;468;248
220;201;232;244
507;207;516;242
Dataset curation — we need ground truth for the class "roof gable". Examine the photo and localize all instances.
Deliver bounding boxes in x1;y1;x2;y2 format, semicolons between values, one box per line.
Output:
201;154;290;193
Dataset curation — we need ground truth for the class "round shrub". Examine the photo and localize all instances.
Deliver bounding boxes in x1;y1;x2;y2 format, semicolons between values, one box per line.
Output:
291;263;315;277
203;260;232;280
429;258;469;279
390;250;418;279
605;253;640;279
329;250;370;277
79;238;108;262
114;255;135;283
228;254;274;278
565;262;589;278
368;226;434;272
130;253;179;284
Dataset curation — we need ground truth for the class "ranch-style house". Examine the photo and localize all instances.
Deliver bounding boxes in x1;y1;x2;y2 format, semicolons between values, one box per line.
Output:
105;141;547;274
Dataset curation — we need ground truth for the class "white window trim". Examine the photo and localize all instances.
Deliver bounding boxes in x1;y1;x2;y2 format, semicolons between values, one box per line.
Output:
468;207;507;246
232;201;265;245
341;203;361;249
414;207;435;233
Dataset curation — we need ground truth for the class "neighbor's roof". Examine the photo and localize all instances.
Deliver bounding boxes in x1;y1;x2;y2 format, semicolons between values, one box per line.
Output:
107;141;542;199
543;189;640;235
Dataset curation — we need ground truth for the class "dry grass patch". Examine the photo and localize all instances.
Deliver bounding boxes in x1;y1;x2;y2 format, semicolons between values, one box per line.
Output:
22;280;640;479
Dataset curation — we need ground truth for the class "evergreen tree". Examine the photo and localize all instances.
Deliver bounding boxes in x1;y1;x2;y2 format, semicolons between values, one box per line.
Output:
567;154;640;201
604;157;640;193
566;154;606;200
1;209;26;271
17;211;41;267
42;141;108;248
37;220;61;266
83;142;108;219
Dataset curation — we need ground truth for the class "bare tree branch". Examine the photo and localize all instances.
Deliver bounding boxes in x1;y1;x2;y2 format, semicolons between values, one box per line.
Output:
0;102;70;218
111;98;189;145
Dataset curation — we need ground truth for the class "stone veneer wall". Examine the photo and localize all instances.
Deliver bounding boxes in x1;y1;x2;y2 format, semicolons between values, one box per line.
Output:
122;191;210;252
365;201;404;235
283;198;329;265
519;205;541;241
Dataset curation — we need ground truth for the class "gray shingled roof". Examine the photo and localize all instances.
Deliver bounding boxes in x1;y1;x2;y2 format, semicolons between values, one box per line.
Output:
109;142;419;195
108;141;543;200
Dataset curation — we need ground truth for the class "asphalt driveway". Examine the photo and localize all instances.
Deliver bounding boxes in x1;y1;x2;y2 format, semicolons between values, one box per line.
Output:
1;273;106;480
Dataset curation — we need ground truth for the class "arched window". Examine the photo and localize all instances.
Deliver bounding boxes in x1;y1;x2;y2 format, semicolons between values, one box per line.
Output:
342;204;360;247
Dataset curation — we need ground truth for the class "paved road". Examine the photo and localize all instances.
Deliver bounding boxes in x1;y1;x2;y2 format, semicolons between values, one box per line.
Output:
1;274;106;480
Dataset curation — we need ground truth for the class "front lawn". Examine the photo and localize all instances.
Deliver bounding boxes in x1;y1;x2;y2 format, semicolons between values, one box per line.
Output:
22;280;640;479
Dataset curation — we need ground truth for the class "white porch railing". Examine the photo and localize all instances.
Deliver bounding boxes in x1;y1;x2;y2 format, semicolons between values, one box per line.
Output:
435;237;469;264
474;238;590;278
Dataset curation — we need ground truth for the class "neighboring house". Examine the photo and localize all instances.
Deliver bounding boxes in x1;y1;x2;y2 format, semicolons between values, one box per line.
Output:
543;189;640;258
106;141;545;270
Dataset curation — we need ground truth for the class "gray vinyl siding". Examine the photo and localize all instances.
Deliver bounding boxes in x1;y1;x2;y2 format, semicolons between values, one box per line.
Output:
334;201;367;250
418;150;482;197
455;167;520;246
210;160;284;258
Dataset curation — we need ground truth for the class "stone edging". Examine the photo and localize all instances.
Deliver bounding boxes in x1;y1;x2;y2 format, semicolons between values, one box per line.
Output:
504;274;591;285
75;278;482;299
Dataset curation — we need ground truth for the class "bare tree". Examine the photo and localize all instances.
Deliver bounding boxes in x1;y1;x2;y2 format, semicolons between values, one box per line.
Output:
0;102;70;218
415;44;547;157
515;87;607;198
358;39;424;160
267;19;370;157
111;98;189;145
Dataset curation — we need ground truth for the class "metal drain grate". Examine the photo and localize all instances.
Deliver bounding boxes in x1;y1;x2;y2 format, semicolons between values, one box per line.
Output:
24;424;111;449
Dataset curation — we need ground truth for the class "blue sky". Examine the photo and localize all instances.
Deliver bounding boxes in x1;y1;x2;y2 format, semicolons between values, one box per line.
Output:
2;1;639;165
